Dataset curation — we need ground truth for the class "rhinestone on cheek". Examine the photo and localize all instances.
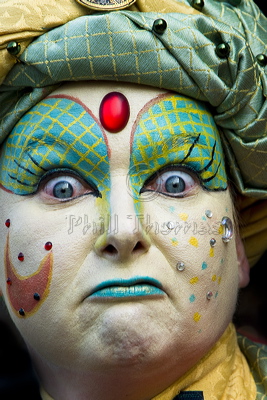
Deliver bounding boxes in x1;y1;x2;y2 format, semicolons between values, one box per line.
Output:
176;262;185;271
166;221;175;230
205;210;213;218
210;238;216;247
99;92;130;133
221;216;234;243
206;291;213;300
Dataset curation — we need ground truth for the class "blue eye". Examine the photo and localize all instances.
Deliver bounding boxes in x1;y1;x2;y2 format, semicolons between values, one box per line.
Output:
165;175;186;194
53;181;74;199
40;173;98;202
143;168;197;197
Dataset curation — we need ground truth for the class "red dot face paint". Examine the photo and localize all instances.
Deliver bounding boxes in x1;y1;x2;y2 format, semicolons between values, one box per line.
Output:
5;219;10;228
99;92;130;133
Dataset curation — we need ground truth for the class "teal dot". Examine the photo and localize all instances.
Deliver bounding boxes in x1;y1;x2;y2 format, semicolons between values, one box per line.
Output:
169;206;175;213
189;294;196;303
202;261;208;270
215;291;219;298
202;216;206;221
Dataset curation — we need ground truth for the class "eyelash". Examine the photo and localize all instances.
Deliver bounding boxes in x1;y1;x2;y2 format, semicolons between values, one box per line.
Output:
141;164;201;198
37;169;100;202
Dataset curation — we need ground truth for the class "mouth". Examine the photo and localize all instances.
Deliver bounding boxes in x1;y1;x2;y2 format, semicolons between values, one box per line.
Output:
88;276;165;299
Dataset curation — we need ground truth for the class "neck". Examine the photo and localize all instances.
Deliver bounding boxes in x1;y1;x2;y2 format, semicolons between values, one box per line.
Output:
38;362;186;400
37;324;255;400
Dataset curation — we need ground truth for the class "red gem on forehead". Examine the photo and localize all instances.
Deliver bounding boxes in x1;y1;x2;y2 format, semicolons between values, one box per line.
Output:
99;92;130;133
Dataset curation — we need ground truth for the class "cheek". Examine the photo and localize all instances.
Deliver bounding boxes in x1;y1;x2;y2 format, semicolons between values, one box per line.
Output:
0;199;100;319
146;200;238;326
1;219;54;318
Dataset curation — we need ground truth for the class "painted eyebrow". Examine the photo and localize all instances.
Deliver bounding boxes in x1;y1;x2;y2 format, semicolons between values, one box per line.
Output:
8;174;36;187
198;141;217;173
9;144;53;189
27;152;48;172
13;159;40;176
143;133;201;156
180;134;200;163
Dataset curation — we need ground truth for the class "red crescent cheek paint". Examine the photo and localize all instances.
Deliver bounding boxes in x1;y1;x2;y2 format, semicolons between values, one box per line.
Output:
5;234;53;318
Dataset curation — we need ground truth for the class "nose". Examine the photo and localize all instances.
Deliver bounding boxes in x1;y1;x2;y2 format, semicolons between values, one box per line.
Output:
94;179;151;262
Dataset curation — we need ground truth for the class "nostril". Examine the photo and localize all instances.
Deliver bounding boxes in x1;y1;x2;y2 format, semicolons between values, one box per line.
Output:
102;241;145;257
104;244;118;255
133;241;144;252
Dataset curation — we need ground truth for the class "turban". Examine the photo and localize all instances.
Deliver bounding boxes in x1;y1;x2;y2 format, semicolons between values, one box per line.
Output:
0;0;267;265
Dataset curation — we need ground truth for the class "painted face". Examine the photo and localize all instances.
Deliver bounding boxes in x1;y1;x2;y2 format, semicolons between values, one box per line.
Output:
0;82;240;386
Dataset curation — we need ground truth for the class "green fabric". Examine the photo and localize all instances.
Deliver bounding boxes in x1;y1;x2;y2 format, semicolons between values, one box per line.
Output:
238;334;267;399
1;0;267;197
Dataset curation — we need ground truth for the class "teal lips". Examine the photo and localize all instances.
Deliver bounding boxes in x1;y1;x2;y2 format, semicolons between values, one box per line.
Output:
89;277;165;298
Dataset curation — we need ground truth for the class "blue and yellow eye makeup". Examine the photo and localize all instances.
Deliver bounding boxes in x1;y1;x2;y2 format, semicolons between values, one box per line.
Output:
130;94;227;201
0;96;110;196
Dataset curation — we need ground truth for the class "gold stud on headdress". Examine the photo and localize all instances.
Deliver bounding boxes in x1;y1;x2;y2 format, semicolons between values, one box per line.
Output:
75;0;136;10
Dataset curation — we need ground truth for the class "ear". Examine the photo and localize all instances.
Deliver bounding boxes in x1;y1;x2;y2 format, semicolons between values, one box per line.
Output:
236;234;250;288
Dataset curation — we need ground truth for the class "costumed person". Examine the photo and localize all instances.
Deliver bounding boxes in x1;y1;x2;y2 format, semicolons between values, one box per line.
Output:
0;0;267;399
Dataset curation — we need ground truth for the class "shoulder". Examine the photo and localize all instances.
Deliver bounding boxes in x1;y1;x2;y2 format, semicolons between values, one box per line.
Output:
238;334;267;400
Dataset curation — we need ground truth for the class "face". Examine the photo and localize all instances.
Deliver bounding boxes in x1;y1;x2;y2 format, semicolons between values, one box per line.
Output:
0;82;242;380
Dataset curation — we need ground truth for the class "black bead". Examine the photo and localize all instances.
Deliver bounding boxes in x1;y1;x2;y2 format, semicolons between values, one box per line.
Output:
33;292;41;301
256;54;267;67
152;19;167;34
215;42;230;58
192;0;204;11
6;41;21;56
227;0;241;6
19;308;25;316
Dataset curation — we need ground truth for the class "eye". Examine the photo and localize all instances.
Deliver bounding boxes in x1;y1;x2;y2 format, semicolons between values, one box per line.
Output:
53;180;74;199
40;173;98;201
142;168;197;197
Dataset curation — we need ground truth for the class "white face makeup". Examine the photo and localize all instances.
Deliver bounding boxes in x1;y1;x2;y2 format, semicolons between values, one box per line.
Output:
0;82;241;390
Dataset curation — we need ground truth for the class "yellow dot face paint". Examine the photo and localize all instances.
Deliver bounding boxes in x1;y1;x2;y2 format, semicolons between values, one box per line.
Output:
193;312;202;322
190;277;199;285
189;237;198;247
